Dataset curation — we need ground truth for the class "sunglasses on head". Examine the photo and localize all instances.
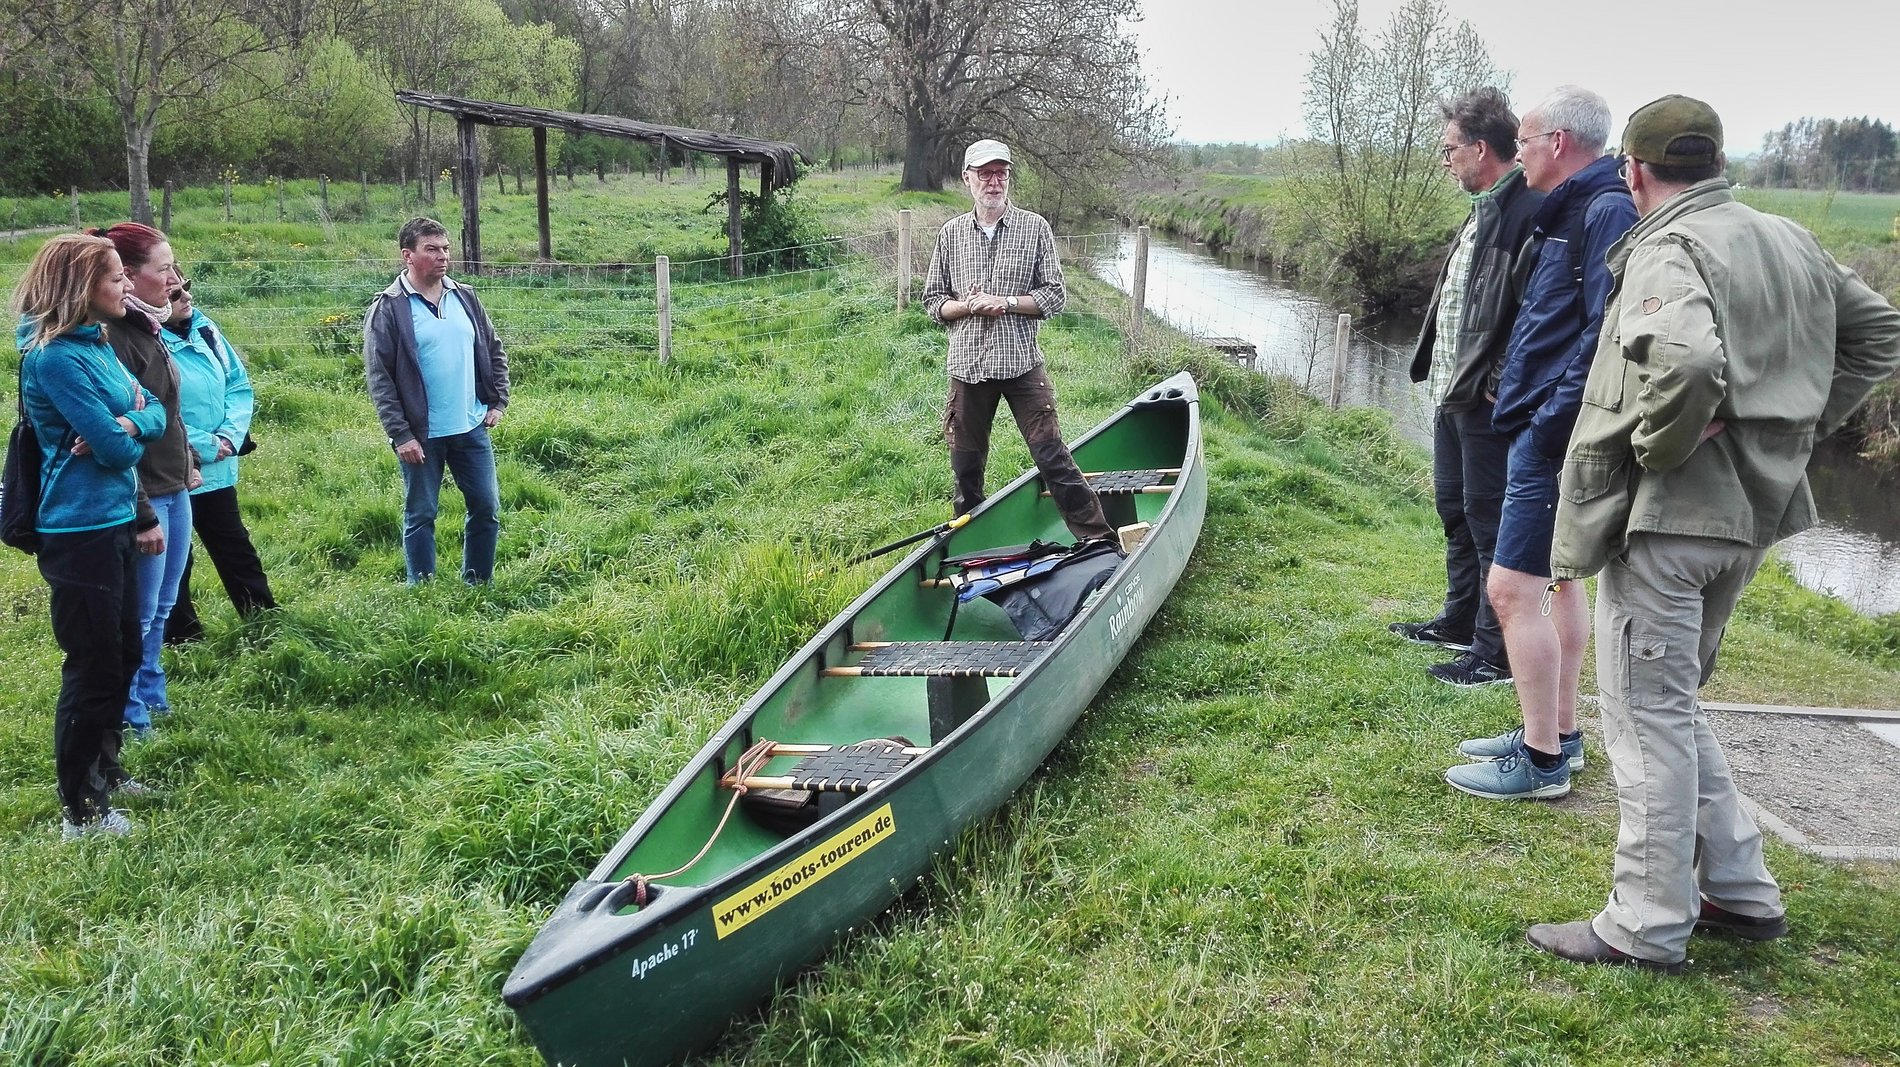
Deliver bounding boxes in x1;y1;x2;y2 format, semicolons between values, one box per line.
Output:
168;279;192;301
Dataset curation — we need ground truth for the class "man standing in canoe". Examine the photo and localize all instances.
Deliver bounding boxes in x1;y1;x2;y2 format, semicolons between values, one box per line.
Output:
1529;95;1900;972
922;139;1115;545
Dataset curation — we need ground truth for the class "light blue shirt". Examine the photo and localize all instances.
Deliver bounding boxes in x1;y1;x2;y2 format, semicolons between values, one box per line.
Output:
404;277;486;438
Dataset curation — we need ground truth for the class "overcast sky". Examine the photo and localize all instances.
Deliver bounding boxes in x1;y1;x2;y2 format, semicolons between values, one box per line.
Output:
1134;0;1900;155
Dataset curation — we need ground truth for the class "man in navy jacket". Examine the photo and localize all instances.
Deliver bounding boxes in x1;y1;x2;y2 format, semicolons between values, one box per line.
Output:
1445;86;1637;801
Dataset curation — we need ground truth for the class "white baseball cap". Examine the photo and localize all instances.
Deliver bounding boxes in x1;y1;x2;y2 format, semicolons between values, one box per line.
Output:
963;139;1013;169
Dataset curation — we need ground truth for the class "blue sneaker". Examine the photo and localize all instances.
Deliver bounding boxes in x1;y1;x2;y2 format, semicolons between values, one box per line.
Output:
1459;726;1584;771
1445;744;1571;800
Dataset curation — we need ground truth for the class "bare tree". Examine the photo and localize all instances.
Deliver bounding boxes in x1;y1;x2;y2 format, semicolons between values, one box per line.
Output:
1293;0;1498;304
835;0;1168;195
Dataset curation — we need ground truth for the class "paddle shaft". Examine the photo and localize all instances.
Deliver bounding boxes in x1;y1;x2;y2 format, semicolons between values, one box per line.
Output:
846;513;971;565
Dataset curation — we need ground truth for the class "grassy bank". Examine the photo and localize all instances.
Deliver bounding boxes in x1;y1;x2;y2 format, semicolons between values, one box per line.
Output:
2;173;1898;1065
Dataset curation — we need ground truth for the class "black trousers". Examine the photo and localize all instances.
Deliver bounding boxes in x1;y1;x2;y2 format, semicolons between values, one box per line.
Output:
39;523;139;822
945;367;1114;543
1432;403;1509;665
165;485;276;642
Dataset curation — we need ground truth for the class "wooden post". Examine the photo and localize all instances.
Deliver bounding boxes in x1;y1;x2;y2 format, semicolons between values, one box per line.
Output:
161;181;173;232
361;171;370;215
458;117;482;275
533;127;552;261
759;160;771;200
1329;313;1351;408
726;158;743;279
495;161;505;196
658;136;667;184
71;186;80;229
1125;225;1150;358
276;176;286;220
319;174;330;216
223;175;232;221
9;204;17;248
656;254;672;365
897;209;913;310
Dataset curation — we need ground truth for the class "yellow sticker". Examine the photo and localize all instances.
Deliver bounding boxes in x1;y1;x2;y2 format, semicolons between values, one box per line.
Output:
712;804;896;939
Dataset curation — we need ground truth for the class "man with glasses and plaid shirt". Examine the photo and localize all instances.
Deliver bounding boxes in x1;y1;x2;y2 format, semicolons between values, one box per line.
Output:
1390;88;1542;687
922;139;1114;546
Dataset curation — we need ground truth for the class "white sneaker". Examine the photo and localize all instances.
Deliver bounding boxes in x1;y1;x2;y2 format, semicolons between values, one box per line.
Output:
61;808;135;841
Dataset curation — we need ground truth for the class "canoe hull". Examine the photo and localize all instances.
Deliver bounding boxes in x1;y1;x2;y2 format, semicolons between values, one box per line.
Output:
504;374;1204;1066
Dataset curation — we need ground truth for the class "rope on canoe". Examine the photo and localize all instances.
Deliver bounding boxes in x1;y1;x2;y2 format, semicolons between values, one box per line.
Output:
618;737;778;908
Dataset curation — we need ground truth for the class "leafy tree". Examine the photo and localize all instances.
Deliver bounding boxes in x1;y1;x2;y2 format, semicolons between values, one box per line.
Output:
1292;0;1497;306
13;0;342;222
1756;116;1897;191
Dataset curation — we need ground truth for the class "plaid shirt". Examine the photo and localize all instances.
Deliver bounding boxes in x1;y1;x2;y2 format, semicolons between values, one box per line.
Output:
922;204;1066;382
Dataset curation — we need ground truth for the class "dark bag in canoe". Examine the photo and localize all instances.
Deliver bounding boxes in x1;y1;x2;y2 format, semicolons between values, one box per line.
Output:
984;539;1123;641
2;364;46;555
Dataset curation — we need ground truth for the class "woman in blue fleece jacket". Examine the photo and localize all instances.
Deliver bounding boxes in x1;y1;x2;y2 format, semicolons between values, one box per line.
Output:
12;233;166;840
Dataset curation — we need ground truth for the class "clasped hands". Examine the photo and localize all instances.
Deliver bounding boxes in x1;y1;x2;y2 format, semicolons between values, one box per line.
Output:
964;291;1015;318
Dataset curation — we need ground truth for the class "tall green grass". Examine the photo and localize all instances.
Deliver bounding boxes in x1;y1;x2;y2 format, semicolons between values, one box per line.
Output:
1;173;1897;1066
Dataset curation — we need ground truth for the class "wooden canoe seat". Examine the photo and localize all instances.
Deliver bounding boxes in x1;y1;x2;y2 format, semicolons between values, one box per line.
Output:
1047;468;1177;498
823;641;1052;678
726;740;925;794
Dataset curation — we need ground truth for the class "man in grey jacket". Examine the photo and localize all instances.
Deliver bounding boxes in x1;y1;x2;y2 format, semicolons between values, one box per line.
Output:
364;217;510;583
1529;96;1900;973
1390;88;1542;686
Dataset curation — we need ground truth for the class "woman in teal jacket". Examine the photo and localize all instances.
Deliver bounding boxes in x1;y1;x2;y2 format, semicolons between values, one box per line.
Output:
161;280;276;642
12;233;166;840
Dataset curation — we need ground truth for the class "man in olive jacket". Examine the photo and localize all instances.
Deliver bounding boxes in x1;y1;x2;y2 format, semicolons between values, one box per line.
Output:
1391;87;1543;683
1530;96;1900;973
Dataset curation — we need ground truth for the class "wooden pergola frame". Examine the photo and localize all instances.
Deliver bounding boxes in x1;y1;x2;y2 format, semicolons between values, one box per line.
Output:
395;91;809;277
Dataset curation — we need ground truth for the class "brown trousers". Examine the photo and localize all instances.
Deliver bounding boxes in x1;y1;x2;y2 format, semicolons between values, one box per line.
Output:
944;366;1113;542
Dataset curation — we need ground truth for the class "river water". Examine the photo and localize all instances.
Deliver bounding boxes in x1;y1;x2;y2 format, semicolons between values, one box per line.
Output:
1080;228;1900;617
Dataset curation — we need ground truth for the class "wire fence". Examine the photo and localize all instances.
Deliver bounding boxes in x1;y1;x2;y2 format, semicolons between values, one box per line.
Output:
3;212;1432;441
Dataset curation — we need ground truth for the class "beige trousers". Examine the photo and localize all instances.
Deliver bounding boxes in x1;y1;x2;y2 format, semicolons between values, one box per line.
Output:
1590;532;1784;963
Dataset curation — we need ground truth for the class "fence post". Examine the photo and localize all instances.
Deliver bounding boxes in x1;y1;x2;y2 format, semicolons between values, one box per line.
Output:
223;175;233;221
276;176;286;220
9;204;17;249
1329;313;1352;408
319;174;329;216
1125;225;1150;359
656;255;672;365
897;209;912;310
71;186;80;229
361;171;370;215
161;181;173;233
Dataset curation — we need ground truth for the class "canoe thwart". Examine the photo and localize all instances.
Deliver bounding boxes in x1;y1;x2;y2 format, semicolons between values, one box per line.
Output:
824;640;1053;678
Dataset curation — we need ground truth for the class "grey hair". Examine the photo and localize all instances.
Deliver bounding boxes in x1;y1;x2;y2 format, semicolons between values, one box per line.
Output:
1528;85;1612;154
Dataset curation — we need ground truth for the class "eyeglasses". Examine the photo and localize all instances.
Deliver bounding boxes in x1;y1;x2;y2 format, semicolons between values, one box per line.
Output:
168;279;192;301
970;168;1011;184
1439;142;1475;161
1515;129;1562;152
1617;156;1633;182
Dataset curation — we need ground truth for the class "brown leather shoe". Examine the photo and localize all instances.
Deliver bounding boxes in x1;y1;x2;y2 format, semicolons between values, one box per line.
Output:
1527;920;1684;974
1695;899;1789;941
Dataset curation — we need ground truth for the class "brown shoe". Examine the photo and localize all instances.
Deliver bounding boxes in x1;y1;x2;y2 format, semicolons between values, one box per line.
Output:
1527;920;1684;974
1695;899;1789;941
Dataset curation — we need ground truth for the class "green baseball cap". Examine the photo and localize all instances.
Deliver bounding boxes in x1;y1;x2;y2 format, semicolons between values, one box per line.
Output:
1621;95;1723;167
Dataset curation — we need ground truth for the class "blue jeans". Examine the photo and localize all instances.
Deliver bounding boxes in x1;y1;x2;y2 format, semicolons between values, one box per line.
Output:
400;425;501;583
126;489;192;729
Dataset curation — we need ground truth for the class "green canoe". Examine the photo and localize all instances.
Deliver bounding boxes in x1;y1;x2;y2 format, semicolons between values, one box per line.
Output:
503;372;1206;1065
